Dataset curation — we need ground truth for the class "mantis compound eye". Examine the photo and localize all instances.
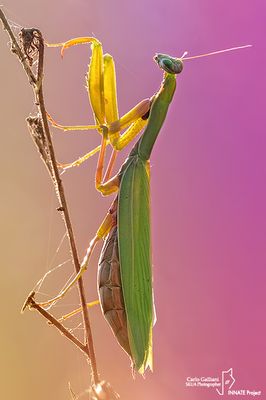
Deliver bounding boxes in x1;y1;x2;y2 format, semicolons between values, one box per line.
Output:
154;53;183;74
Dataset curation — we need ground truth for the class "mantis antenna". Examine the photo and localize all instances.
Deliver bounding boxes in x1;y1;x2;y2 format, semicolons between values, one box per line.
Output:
181;44;252;61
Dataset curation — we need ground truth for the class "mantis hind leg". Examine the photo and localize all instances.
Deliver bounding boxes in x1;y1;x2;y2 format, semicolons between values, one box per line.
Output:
36;199;118;307
58;300;100;322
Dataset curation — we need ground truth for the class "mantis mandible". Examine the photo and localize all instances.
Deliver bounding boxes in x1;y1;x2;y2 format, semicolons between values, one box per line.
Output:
39;37;251;374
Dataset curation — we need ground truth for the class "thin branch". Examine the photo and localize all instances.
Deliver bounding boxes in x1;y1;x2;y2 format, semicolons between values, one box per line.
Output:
0;9;99;385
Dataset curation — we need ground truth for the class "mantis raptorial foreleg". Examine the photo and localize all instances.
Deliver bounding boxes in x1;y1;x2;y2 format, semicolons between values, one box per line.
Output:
47;37;151;173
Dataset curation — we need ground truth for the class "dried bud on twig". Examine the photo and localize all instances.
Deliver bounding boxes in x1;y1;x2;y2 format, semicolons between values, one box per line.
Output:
89;381;120;400
19;28;41;65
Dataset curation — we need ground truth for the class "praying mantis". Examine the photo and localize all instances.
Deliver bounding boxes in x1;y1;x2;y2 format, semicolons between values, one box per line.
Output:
39;37;251;374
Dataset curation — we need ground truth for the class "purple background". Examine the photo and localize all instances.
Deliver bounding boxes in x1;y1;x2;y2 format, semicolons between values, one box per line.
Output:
0;1;265;399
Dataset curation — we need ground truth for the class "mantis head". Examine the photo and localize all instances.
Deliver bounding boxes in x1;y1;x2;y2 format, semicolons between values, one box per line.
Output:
154;53;183;74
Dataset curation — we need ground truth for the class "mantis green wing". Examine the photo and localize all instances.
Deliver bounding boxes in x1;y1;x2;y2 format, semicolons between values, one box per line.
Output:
118;154;153;374
118;73;177;374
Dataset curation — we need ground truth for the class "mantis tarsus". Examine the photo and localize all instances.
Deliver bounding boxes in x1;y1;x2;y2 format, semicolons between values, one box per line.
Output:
39;37;251;374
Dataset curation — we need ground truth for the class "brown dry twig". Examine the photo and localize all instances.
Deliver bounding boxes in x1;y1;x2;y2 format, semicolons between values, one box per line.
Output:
0;8;119;398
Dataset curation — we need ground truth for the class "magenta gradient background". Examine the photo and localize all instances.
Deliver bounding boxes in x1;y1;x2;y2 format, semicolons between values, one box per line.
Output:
0;1;265;399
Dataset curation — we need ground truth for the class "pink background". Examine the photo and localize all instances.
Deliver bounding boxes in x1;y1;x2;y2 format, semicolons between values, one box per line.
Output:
0;1;265;399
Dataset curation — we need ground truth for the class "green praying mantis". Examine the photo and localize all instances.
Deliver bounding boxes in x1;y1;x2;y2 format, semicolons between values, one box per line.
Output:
37;37;251;374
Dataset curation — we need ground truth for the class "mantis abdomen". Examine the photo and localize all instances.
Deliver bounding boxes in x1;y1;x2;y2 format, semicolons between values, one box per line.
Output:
98;225;132;358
